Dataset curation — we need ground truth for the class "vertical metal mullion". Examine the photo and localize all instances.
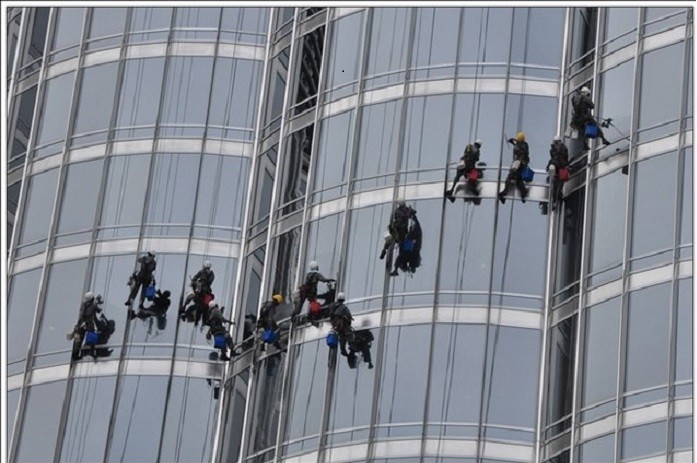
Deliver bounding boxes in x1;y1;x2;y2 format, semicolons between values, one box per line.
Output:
320;8;372;462
102;8;179;462
9;6;89;462
6;6;57;462
418;7;464;463
155;8;226;463
613;8;645;463
536;8;572;462
227;9;275;463
51;8;134;463
366;7;417;462
666;10;691;463
6;7;29;152
475;7;516;462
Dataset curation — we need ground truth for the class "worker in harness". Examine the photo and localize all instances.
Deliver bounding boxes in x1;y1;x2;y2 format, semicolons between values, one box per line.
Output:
380;201;417;260
391;213;422;277
547;135;570;206
570;86;611;149
498;132;530;204
125;250;156;314
445;139;483;202
181;261;215;326
293;261;334;316
205;300;235;361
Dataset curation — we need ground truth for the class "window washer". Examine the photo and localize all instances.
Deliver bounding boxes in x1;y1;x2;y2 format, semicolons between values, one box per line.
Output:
570;86;611;149
125;249;157;315
205;300;235;361
498;132;530;204
258;294;285;350
391;213;422;277
293;262;334;316
380;201;417;260
547;135;570;206
346;329;374;369
69;292;103;360
445;139;483;202
328;292;353;357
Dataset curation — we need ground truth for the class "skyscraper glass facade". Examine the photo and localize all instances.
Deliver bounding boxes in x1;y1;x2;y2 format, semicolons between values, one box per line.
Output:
5;6;692;463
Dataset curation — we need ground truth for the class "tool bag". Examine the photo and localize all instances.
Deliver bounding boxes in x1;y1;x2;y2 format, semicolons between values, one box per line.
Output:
521;165;535;182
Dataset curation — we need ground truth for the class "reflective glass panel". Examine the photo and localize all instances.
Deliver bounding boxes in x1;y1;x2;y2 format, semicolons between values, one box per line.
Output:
10;86;37;159
173;7;220;39
546;316;576;428
680;149;692;245
194;154;249;230
209;58;263;138
589;169;627;273
57;159;104;237
365;8;409;79
160;377;218;462
99;154;150;236
313;111;353;203
128;8;173;43
582;297;620;406
638;43;683;130
459;8;511;64
115;58;165;136
511;8;564;67
353;100;401;191
34;259;88;364
8;389;20;447
674;279;692;382
8;269;41;364
246;354;286;455
303;213;344;280
15;381;67;463
161;57;214;136
51;8;85;51
325;12;364;91
412;8;459;76
87;7;127;48
36;72;74;147
631;153;677;258
401;95;451;183
597;59;633;158
18;168;59;245
579;434;614;463
60;376;116;463
220;8;268;36
108;376;168;463
73;62;119;137
278;126;313;214
604;8;637;52
621;421;667;460
672;416;692;450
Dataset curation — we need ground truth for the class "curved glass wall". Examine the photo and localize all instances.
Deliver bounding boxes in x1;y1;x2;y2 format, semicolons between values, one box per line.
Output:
7;7;269;463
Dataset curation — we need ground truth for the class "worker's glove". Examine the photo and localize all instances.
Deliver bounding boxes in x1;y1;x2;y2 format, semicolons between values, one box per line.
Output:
206;331;212;341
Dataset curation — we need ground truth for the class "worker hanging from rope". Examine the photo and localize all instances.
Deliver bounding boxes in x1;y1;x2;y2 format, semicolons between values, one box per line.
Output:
498;132;530;204
205;300;235;361
292;261;335;317
326;292;353;355
346;329;374;369
180;260;215;326
258;294;285;351
391;212;422;277
570;86;611;149
68;292;115;360
380;201;421;276
445;139;484;202
547;135;570;208
125;249;157;317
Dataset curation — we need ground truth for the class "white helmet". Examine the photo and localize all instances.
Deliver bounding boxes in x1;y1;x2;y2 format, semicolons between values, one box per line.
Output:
552;135;562;143
83;291;94;302
203;260;212;269
384;232;392;240
147;249;156;257
474;139;483;147
208;300;219;309
580;86;591;97
337;292;346;301
308;261;319;272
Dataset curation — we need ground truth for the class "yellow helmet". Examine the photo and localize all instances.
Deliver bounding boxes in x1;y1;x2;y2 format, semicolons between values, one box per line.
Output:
516;132;526;142
272;294;284;304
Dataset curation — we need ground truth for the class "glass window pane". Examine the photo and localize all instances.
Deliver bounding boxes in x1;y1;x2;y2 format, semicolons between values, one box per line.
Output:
108;376;168;463
87;7;127;40
51;8;85;51
401;95;451;183
24;8;49;64
36;72;74;147
313;111;353;203
303;213;344;283
99;154;150;235
680;149;692;245
631;153;677;258
174;7;220;28
11;86;37;159
128;8;172;44
412;8;459;75
115;58;165;136
604;8;637;50
195;154;249;230
57;159;104;237
597;60;633;158
365;8;409;78
459;8;511;64
428;324;486;426
278;125;313;214
589;169;627;273
483;326;540;428
579;434;614;463
221;7;268;35
283;340;327;447
251;148;276;228
638;43;683;130
8;269;42;364
621;421;667;460
343;203;392;312
354;100;401;191
34;259;89;364
246;354;286;455
264;47;289;129
377;325;430;434
18;168;59;245
160;377;217;462
74;62;119;136
60;376;116;463
625;283;671;392
145;153;200;235
8;389;20;446
512;8;564;67
269;228;301;300
546;317;577;428
672;416;692;450
325;12;364;91
675;279;692;382
208;58;263;138
582;297;620;406
161;57;214;136
16;382;67;462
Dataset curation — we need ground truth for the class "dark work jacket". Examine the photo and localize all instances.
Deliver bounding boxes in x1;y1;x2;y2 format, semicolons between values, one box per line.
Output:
547;142;569;169
571;94;595;120
208;307;231;335
152;291;171;314
193;268;215;287
78;300;100;330
459;144;480;170
259;300;278;323
137;255;156;281
511;141;530;166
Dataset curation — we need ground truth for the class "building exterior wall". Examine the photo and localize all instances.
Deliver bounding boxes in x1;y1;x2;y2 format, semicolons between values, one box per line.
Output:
6;6;692;463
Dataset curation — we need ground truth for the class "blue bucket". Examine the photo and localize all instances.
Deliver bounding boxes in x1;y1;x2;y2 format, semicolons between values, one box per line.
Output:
326;332;339;348
213;334;226;348
401;239;414;252
521;165;535;182
263;329;279;344
85;331;99;345
585;123;599;139
144;284;156;301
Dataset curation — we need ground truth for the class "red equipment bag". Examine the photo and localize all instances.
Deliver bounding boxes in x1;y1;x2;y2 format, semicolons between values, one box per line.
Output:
558;167;570;181
309;300;322;315
202;293;214;306
467;169;479;182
